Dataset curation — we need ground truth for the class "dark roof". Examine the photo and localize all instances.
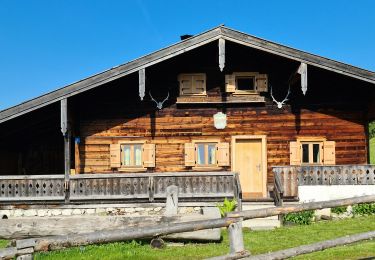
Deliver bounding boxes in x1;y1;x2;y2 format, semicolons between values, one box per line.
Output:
0;25;374;123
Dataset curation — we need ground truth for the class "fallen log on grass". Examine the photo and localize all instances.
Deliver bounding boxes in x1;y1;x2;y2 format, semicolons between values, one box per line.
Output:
0;208;220;241
28;217;237;252
245;230;375;260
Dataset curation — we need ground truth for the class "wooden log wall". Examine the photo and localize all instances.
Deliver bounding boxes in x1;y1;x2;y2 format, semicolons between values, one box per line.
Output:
78;105;367;185
70;42;369;198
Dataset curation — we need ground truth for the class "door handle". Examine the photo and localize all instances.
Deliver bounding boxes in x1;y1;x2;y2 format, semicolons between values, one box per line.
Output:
256;164;261;172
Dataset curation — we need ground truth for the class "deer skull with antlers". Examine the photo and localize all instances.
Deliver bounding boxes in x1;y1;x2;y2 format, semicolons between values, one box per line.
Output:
149;91;169;110
270;85;291;109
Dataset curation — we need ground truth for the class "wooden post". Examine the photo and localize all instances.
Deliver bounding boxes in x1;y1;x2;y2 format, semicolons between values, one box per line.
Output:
61;99;70;203
74;137;80;174
165;185;179;216
228;219;245;254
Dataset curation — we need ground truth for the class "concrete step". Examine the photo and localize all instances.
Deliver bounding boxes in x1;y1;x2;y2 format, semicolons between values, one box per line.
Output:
240;202;281;229
242;218;281;230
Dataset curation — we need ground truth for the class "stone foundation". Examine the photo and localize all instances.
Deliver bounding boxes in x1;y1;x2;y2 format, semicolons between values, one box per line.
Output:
0;205;204;219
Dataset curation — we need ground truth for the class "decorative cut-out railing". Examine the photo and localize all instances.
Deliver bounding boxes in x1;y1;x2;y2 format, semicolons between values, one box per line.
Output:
0;172;241;204
273;165;375;199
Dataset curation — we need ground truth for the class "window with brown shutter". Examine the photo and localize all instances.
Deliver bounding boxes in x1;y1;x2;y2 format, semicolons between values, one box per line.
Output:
225;72;268;94
184;141;230;168
290;138;336;166
109;141;156;171
178;73;206;96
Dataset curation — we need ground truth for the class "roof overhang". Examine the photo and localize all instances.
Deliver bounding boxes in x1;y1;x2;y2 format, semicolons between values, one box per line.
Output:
0;25;374;124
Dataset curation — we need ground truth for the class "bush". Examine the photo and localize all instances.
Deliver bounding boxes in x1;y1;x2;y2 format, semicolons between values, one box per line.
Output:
217;198;237;217
283;210;314;225
352;203;375;216
331;206;347;215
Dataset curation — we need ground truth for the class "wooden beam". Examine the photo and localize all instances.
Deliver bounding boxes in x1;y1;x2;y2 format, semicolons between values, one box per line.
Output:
228;194;375;220
61;98;70;203
29;217;238;252
218;38;225;71
74;138;80;174
139;68;145;100
244;231;375;260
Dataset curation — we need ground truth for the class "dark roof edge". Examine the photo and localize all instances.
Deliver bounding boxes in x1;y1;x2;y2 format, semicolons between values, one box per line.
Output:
0;25;374;123
221;26;374;81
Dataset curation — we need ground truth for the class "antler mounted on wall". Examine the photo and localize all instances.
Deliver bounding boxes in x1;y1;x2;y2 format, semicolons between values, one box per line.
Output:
149;91;169;110
270;85;291;109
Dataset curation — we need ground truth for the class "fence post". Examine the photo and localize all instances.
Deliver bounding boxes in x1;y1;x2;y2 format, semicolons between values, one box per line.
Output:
228;218;245;254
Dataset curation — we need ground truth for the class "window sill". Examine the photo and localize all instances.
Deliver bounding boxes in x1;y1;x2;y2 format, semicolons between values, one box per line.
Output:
192;166;223;171
176;95;265;104
118;167;148;172
232;91;259;96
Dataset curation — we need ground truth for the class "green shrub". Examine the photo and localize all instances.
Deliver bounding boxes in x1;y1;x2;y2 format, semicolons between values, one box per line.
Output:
283;210;314;225
352;203;375;216
217;198;237;217
331;206;347;215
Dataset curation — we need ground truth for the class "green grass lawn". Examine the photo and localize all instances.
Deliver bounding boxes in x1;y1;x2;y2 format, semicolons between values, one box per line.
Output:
370;137;375;164
1;215;374;260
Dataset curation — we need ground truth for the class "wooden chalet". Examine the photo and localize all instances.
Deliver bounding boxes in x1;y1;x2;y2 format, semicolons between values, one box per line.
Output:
0;26;374;205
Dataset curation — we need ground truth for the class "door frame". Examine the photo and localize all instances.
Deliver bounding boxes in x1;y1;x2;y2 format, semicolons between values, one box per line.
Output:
231;135;267;198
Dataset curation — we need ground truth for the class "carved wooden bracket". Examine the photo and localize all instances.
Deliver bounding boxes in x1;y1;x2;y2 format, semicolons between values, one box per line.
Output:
298;62;308;95
60;98;68;136
139;68;146;100
219;38;225;72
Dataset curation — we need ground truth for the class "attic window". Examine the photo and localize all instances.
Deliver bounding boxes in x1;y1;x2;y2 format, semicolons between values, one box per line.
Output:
236;76;255;91
178;73;206;96
225;72;268;94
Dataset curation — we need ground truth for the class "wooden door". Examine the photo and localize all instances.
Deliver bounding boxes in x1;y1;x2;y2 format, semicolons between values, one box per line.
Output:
234;139;264;198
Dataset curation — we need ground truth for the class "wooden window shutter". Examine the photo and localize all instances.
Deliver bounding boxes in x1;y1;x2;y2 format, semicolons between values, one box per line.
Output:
225;74;235;93
323;141;336;165
179;75;193;95
143;144;156;168
217;142;230;166
184;143;195;166
110;143;121;168
192;74;206;94
290;141;301;165
256;74;268;92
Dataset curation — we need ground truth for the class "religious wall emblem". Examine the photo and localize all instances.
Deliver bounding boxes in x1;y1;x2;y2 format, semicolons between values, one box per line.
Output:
214;112;227;129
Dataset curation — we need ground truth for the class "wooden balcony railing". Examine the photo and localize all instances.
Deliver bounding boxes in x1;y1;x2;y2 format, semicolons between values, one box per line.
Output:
0;172;241;205
273;165;375;201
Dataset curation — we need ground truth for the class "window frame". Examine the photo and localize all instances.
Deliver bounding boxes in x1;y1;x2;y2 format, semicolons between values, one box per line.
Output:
191;139;221;170
233;72;259;95
300;141;323;165
118;141;147;171
178;73;207;96
195;142;218;167
297;137;326;166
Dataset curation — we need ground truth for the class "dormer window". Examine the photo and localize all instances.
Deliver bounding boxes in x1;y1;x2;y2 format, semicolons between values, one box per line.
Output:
178;73;206;96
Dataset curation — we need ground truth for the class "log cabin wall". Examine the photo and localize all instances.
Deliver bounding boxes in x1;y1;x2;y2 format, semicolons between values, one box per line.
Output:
70;41;372;192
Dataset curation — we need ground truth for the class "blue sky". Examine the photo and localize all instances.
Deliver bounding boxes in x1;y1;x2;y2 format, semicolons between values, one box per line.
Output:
0;0;374;109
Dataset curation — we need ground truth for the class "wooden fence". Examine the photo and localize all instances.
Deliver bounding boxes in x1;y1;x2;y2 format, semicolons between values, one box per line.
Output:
0;172;241;204
273;165;375;199
2;194;375;260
